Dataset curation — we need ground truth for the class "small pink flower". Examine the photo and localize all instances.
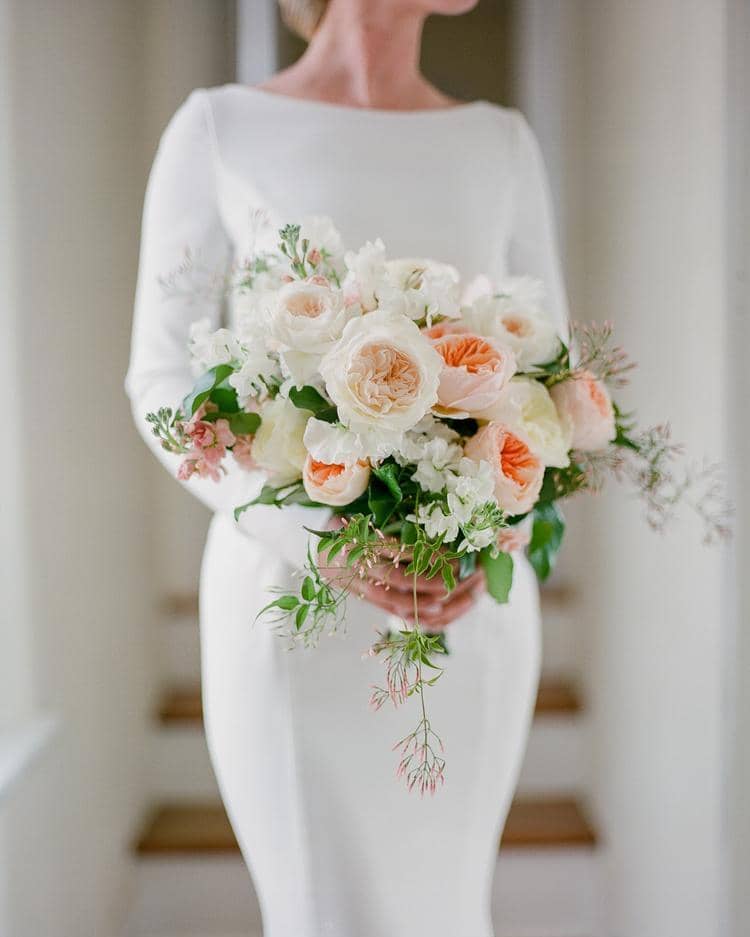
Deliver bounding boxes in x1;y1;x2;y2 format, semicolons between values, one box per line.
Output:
464;422;544;515
550;370;616;451
177;456;221;483
232;436;256;471
497;517;532;553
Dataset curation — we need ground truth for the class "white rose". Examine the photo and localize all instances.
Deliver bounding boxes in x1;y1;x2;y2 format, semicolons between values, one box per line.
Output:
477;377;571;468
385;258;461;321
462;277;560;369
251;396;309;486
319;308;442;442
265;280;353;354
302;455;370;507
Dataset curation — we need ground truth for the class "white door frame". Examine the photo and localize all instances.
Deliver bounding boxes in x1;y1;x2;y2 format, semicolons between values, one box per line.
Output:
236;0;279;86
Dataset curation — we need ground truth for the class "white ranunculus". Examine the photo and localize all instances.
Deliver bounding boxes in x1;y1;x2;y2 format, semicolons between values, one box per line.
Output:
251;396;309;486
462;276;560;369
188;318;241;372
385;258;461;322
319;308;442;442
265;280;353;354
343;239;388;311
477;377;571;468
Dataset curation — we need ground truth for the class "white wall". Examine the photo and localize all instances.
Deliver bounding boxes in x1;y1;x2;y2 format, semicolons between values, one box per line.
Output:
0;2;232;935
518;2;731;935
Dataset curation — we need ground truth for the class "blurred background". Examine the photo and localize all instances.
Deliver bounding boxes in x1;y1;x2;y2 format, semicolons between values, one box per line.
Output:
0;1;747;936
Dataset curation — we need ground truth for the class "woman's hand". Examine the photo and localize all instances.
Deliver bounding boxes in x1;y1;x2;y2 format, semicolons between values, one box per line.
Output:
320;518;486;631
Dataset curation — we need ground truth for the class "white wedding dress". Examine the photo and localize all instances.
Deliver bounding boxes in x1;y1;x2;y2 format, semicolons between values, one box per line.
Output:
127;85;568;937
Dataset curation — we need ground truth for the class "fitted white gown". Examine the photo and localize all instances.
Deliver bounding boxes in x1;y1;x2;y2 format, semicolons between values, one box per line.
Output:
127;85;568;937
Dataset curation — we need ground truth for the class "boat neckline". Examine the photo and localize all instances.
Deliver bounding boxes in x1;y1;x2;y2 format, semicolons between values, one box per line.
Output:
226;83;490;118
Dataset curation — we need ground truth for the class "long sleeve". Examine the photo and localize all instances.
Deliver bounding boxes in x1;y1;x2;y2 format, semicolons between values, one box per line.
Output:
126;89;328;569
508;112;570;342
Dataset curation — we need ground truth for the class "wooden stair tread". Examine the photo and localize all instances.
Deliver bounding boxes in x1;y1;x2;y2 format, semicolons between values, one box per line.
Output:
158;677;581;726
134;796;596;855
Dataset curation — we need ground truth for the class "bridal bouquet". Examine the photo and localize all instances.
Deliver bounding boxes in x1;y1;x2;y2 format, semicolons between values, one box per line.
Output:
147;218;729;794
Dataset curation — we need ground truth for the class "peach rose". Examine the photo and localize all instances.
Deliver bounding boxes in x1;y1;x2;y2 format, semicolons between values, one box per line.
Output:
496;517;532;553
550;371;616;451
302;455;371;507
431;332;516;417
421;320;469;341
464;422;544;516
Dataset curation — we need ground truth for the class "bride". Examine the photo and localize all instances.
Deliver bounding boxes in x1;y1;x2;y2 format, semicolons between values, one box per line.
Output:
126;1;568;935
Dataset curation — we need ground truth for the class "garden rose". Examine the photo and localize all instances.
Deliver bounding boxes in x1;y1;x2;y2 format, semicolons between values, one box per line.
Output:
431;332;516;416
478;377;571;468
266;279;352;353
464;422;544;515
302;455;370;507
319;308;441;439
550;371;616;451
462;277;560;368
251;396;309;486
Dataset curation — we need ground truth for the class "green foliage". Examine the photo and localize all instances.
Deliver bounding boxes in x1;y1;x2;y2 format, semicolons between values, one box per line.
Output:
527;501;565;581
234;481;323;520
538;463;588;502
288;385;338;423
144;406;188;454
226;411;261;436
182;364;234;416
368;462;403;527
479;548;514;603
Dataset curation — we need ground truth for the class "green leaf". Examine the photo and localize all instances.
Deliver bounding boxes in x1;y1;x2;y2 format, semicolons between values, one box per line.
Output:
400;521;418;546
234;483;324;519
259;594;299;615
527;502;565;581
182;364;234;416
289;385;338;423
209;386;239;413
458;552;477;581
295;604;310;630
479;549;514;604
228;411;261;436
301;577;316;601
372;462;402;501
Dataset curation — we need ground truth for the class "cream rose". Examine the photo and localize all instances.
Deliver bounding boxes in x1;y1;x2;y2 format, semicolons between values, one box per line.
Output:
319;309;442;439
464;422;544;516
478;377;571;468
431;332;516;417
302;455;370;507
550;371;616;451
462;278;560;369
251;396;309;486
265;279;352;353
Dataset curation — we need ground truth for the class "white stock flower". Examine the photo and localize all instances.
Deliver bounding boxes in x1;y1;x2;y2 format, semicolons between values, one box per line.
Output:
319;308;442;442
188;318;241;372
462;276;560;369
384;258;461;322
228;345;278;406
299;215;345;270
279;349;324;389
265;280;353;354
478;377;571;468
304;417;399;466
343;239;388;311
251;396;309;486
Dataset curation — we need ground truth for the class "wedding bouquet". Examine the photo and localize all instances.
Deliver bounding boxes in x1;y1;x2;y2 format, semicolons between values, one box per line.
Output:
147;218;729;794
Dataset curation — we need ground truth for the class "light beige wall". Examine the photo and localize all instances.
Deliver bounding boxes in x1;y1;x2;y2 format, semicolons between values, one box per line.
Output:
519;2;730;934
0;2;232;934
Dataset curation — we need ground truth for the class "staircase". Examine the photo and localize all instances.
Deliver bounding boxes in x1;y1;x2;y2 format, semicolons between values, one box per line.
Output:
123;585;600;937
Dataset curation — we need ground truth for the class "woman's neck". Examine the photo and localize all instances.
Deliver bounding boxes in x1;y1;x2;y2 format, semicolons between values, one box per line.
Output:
261;0;456;111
